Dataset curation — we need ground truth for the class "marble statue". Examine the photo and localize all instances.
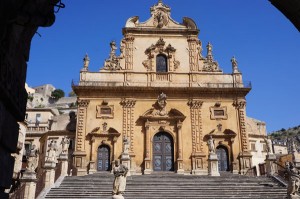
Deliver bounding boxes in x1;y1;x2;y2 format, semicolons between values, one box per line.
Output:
264;136;273;154
26;145;38;172
286;162;300;199
207;135;215;154
112;160;128;197
46;140;58;162
61;136;70;154
123;137;130;154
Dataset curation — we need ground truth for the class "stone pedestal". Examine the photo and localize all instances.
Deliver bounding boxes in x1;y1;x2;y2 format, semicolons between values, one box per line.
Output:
20;171;37;199
58;154;69;176
265;154;277;176
231;161;239;174
88;161;97;174
112;194;124;199
191;153;208;175
238;152;252;175
121;153;131;176
73;151;87;176
143;158;152;175
208;153;220;176
44;161;56;188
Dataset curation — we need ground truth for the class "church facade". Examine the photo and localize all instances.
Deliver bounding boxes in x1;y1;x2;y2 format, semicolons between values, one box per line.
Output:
73;1;253;176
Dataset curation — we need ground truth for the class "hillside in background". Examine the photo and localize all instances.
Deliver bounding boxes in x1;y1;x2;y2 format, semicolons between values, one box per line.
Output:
269;125;300;139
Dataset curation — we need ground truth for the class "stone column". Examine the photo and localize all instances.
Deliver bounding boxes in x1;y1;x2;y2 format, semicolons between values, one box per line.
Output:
88;138;96;174
20;171;37;199
144;123;152;174
208;153;220;176
44;161;56;189
177;121;184;174
233;99;252;174
73;99;90;176
265;154;277;176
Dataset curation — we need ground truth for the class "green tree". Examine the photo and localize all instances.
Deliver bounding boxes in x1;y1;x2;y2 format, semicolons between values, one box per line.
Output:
51;89;65;100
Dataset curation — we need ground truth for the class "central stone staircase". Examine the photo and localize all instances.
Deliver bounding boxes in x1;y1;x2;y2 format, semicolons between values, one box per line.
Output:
45;172;286;199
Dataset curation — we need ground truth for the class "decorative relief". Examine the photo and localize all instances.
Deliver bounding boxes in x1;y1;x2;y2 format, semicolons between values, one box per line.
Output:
120;99;136;152
233;99;248;151
210;102;228;120
202;42;222;72
143;38;180;72
151;0;170;28
153;92;167;116
188;99;204;153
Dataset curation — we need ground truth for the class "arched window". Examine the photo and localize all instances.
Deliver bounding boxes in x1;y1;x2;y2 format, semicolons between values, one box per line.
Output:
156;54;168;72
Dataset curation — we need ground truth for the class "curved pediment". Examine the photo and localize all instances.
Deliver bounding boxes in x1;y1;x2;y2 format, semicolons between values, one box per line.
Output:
140;108;186;121
124;1;198;30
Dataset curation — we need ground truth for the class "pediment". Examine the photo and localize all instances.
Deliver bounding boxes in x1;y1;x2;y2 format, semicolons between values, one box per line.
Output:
125;1;198;30
140;108;186;120
204;129;237;141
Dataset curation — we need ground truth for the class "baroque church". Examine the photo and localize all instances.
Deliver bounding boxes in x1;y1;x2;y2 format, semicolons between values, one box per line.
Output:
73;1;254;176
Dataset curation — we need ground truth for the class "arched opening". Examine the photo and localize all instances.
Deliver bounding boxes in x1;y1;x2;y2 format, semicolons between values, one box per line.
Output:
216;145;229;171
153;132;174;171
97;145;110;171
156;54;168;72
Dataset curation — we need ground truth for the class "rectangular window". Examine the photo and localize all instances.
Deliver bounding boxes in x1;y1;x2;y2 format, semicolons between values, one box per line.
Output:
251;143;256;151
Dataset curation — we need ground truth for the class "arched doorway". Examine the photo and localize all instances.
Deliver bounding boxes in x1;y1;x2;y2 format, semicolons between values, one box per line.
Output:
153;132;174;171
97;145;110;171
216;146;229;171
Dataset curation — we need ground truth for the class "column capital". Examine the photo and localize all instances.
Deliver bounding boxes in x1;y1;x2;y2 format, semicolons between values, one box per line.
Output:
77;99;90;108
232;99;246;109
188;99;203;109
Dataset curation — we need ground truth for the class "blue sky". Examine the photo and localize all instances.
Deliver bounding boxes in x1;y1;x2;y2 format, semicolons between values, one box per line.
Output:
27;0;300;132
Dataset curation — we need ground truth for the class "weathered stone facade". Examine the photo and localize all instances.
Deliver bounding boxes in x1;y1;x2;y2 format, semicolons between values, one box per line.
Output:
73;1;253;176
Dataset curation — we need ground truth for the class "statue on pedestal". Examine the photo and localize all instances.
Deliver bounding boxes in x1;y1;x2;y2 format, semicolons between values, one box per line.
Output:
264;136;273;154
123;137;130;155
61;136;70;154
112;160;128;198
286;162;300;199
26;145;38;172
46;140;58;162
207;135;215;154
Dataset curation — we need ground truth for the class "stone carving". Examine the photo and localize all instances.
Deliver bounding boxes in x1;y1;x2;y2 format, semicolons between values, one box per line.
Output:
263;136;273;154
143;38;180;72
103;122;108;132
286;162;300;199
207;135;215;154
123;137;130;155
61;136;70;154
151;0;170;28
81;53;90;71
203;42;222;72
26;145;38;172
104;41;122;70
46;140;58;162
112;160;128;198
231;56;239;73
154;92;167;116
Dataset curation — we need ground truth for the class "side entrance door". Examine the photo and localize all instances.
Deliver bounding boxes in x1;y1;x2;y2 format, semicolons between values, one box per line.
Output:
97;145;110;171
153;132;174;171
216;146;229;171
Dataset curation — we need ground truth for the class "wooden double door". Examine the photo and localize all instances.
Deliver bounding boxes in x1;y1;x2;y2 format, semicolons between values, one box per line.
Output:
97;145;110;171
153;132;174;171
216;146;229;171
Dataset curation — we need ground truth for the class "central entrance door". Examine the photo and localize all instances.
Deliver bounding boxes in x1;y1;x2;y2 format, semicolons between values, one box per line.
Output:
216;146;229;171
153;132;174;171
97;145;110;171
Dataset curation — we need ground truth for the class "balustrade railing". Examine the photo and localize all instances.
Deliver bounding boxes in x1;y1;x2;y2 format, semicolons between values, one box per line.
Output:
245;166;257;176
9;180;25;199
55;161;62;182
35;170;46;198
